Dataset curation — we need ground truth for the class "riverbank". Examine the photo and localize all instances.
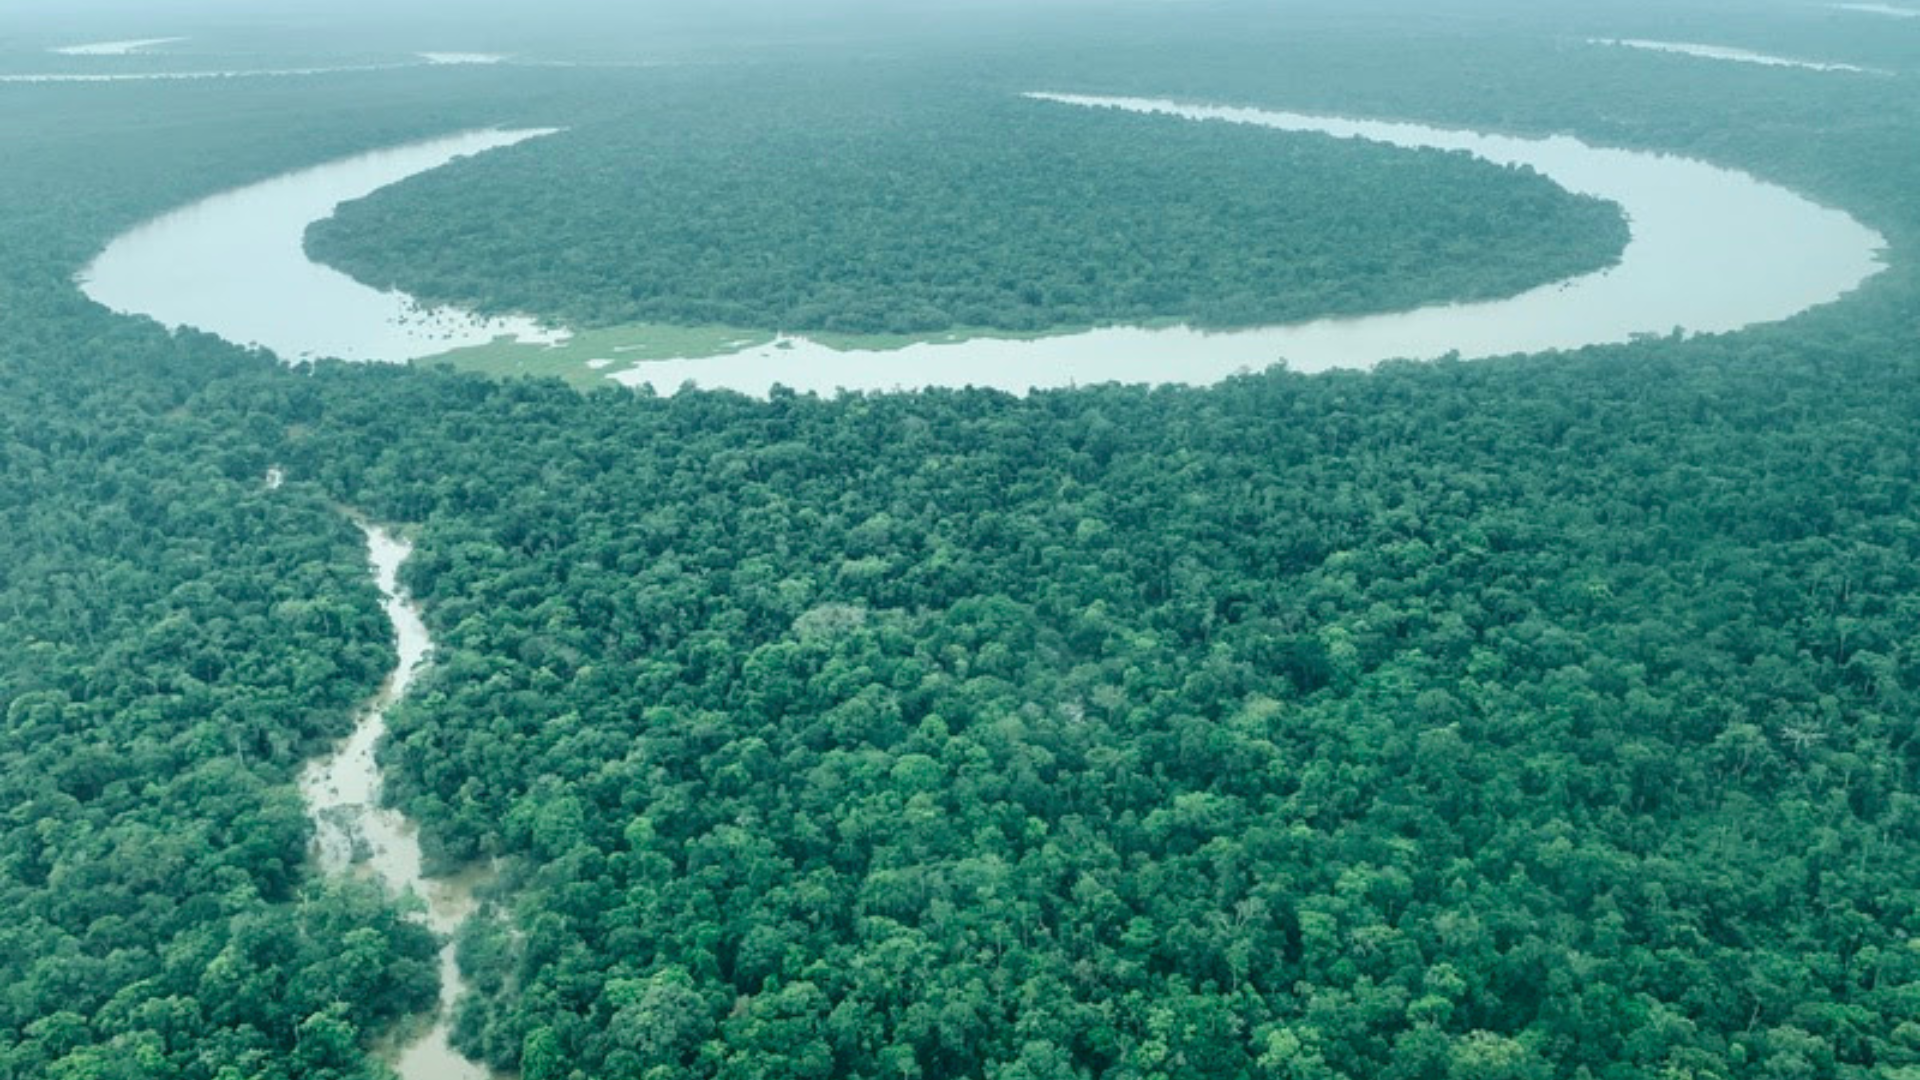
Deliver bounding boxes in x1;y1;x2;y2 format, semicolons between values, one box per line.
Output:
77;128;565;363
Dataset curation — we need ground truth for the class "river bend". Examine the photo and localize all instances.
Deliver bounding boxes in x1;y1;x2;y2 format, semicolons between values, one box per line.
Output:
80;130;564;362
80;95;1887;395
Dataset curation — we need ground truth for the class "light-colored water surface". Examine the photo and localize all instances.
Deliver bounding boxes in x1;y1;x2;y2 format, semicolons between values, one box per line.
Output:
51;37;186;56
81;128;565;362
419;52;508;65
82;94;1885;396
0;63;414;84
1590;37;1887;73
300;521;494;1080
1830;3;1920;18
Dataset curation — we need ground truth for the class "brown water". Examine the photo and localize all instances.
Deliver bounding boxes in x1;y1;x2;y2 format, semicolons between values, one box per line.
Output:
298;521;495;1080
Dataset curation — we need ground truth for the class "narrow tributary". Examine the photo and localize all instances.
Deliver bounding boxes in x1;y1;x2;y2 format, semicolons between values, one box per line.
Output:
298;518;495;1080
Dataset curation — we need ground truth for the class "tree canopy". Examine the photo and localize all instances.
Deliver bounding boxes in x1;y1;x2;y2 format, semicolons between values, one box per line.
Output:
306;68;1627;338
3;4;1920;1078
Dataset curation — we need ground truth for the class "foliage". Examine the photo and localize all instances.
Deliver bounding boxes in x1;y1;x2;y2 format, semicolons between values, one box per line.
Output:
0;69;517;1080
3;4;1920;1079
0;312;448;1079
283;292;1920;1080
305;68;1628;337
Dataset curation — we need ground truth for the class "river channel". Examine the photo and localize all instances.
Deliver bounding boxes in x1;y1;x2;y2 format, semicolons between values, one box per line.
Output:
613;94;1889;395
79;129;564;362
77;93;1886;396
298;520;492;1080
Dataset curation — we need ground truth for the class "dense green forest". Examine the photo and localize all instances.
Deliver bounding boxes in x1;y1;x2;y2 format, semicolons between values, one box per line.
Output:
0;73;528;1080
3;2;1920;1079
316;290;1920;1080
0;303;446;1078
306;70;1628;337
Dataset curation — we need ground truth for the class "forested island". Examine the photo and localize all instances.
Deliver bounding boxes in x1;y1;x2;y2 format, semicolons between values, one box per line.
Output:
4;2;1920;1080
306;71;1628;337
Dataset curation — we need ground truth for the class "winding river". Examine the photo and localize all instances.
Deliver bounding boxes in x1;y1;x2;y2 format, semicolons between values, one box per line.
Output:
78;94;1886;396
80;130;565;361
299;520;493;1080
613;95;1889;395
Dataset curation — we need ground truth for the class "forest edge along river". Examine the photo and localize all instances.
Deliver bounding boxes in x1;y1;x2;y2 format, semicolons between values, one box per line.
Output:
611;93;1888;395
76;94;1888;396
80;128;567;360
298;517;494;1080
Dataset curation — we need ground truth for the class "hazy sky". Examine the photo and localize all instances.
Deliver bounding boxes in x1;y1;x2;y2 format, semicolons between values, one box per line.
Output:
2;0;1184;53
2;0;1155;37
5;0;1117;16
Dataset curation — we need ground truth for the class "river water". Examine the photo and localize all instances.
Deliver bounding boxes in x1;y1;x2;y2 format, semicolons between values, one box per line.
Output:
50;38;187;56
80;94;1886;396
299;521;493;1080
79;129;565;361
611;94;1888;395
1588;38;1888;74
0;64;421;84
1831;3;1920;17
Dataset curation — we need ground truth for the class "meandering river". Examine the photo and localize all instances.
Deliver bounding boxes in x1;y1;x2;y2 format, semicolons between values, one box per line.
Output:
80;129;565;361
614;95;1889;395
299;520;493;1080
78;94;1886;396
